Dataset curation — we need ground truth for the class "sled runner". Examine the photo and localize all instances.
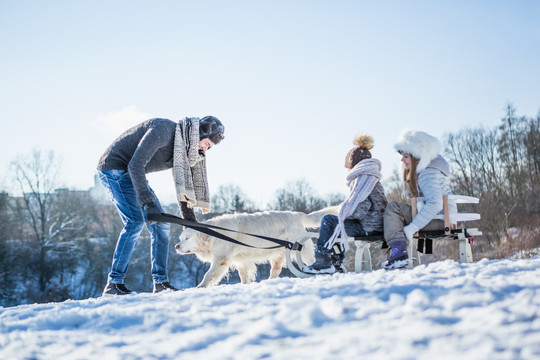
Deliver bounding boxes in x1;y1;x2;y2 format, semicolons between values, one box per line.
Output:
286;195;482;276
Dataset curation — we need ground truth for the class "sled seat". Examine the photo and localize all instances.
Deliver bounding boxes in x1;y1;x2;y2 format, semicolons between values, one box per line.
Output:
285;195;481;277
353;194;481;272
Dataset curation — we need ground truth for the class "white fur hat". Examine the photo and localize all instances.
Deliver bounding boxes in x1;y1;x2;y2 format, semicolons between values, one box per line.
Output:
394;129;441;172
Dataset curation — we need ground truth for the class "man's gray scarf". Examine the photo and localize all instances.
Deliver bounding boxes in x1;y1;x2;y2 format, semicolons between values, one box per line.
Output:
324;158;383;251
173;117;210;213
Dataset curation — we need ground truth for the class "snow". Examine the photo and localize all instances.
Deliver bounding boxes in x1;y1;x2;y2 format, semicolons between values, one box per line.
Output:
1;258;539;360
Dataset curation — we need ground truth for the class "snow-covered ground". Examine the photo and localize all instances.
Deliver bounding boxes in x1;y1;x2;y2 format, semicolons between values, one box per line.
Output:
1;257;539;360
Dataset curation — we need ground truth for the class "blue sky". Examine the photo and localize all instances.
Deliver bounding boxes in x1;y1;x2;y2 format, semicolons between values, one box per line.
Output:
1;1;539;208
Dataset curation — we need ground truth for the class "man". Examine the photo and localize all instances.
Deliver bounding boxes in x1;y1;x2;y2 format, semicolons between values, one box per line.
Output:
97;116;225;295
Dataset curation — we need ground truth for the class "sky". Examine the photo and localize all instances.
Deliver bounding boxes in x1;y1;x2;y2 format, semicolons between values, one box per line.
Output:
1;257;539;359
1;1;539;209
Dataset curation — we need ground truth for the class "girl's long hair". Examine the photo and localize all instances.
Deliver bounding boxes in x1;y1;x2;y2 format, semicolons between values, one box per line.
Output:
403;154;420;197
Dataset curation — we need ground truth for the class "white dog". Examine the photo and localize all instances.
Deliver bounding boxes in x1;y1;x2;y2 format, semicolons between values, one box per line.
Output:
175;207;337;287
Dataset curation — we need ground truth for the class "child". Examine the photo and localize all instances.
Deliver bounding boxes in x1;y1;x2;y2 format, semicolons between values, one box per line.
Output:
382;129;456;270
303;133;387;274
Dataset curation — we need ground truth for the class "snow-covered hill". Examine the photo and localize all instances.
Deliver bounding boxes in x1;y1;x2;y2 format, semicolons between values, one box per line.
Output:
1;258;539;360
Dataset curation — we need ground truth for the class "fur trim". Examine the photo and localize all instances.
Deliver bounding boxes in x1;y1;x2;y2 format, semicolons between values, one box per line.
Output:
394;129;441;172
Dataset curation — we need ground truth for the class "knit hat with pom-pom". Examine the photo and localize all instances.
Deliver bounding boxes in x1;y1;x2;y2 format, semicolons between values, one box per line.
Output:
345;133;374;169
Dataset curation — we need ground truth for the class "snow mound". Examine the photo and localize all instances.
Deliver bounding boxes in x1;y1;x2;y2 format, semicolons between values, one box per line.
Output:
1;258;539;359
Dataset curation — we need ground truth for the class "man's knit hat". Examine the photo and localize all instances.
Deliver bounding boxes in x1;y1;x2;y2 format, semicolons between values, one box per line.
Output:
199;116;225;145
345;133;374;169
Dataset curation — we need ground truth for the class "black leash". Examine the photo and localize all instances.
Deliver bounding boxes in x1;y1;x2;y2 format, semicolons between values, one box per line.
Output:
148;212;303;251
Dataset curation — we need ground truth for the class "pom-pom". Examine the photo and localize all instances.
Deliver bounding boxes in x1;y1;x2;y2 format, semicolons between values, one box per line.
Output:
353;133;374;150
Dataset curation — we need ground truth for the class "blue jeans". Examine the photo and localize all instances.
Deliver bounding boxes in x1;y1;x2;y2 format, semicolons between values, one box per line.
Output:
317;214;365;254
98;170;171;284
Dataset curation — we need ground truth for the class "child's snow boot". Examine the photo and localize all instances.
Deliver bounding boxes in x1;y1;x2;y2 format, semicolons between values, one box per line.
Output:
381;238;410;270
303;250;336;274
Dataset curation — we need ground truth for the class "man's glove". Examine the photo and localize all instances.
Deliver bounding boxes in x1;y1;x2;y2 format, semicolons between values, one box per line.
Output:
143;201;161;225
180;202;197;223
403;223;419;242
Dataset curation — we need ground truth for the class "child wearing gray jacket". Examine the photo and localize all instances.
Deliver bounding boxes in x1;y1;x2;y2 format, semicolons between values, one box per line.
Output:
382;129;457;270
303;133;387;275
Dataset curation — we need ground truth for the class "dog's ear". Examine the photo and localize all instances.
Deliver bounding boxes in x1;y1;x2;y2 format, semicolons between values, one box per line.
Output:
201;234;211;242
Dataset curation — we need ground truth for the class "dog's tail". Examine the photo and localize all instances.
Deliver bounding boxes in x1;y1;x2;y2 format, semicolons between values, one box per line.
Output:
300;206;340;230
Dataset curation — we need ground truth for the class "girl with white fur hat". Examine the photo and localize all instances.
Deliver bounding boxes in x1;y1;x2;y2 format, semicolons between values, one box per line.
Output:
382;129;457;270
303;133;387;274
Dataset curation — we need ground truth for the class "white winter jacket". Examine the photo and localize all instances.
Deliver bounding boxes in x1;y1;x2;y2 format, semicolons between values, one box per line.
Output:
411;155;457;230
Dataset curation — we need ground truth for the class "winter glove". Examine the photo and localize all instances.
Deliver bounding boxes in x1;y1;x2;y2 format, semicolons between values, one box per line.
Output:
403;223;419;242
180;201;197;223
143;201;161;225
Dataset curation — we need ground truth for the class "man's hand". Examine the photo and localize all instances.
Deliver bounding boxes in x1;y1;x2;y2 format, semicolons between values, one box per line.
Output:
180;202;197;223
143;201;161;225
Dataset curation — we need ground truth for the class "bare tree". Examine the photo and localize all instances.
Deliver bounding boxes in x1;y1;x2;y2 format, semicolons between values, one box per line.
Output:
270;178;327;212
443;127;508;245
498;103;527;199
444;127;503;197
523;113;540;185
0;192;15;304
517;112;540;215
210;184;258;215
9;149;76;296
497;105;540;223
323;192;347;207
443;105;540;251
